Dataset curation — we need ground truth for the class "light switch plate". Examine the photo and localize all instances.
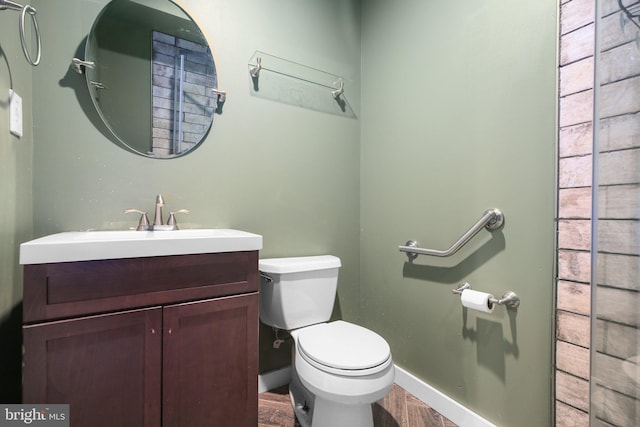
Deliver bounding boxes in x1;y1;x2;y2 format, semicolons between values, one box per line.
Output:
9;89;23;137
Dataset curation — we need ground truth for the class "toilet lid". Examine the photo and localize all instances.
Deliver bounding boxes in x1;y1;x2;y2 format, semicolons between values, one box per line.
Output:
297;321;390;371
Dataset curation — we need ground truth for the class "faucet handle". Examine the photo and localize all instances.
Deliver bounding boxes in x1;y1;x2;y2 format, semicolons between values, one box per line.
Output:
167;209;190;230
124;209;151;231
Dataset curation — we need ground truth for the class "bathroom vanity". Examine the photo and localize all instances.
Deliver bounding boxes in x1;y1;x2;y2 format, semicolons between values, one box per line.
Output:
20;230;261;427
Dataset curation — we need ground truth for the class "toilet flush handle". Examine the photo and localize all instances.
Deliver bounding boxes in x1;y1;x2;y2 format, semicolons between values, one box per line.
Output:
260;273;273;283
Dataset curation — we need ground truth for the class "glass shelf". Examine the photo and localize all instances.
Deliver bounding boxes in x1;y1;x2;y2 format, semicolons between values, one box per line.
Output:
248;51;356;119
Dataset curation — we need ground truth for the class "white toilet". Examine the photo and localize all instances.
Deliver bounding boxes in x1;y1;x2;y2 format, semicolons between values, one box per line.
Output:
259;255;395;427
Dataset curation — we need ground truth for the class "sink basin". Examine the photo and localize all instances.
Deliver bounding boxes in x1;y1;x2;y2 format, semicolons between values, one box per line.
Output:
20;229;263;264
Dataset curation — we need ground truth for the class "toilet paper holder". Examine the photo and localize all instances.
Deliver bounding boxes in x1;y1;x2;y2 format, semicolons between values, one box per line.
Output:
452;282;520;309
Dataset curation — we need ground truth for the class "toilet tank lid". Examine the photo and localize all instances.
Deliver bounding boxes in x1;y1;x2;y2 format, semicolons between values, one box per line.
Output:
259;255;341;274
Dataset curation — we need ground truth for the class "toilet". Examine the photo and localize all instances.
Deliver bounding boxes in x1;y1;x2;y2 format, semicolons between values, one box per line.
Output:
259;255;395;427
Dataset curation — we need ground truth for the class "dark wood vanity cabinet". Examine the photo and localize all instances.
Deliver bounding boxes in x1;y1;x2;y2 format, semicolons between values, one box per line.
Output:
22;251;259;427
23;307;163;426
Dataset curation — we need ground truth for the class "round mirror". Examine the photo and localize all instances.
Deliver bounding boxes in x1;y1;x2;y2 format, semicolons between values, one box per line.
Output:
84;0;219;158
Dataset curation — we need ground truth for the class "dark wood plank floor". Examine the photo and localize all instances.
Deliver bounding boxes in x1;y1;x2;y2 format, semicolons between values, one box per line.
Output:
259;384;458;427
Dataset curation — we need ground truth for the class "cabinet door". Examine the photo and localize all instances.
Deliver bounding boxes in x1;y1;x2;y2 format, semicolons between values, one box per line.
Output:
23;307;162;427
163;293;258;427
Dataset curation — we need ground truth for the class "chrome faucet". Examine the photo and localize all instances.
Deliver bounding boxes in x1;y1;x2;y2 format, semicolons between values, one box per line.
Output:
125;194;189;230
153;194;165;228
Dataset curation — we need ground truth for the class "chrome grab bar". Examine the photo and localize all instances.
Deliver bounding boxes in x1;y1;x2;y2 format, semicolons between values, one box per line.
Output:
399;208;504;261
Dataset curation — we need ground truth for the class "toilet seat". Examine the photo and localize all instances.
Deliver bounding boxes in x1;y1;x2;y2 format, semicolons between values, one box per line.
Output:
297;321;392;376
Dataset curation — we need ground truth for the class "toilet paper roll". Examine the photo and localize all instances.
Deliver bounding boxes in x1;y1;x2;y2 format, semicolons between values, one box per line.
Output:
460;289;495;313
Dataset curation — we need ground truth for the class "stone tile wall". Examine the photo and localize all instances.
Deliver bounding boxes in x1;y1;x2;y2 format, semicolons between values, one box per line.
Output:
557;0;595;424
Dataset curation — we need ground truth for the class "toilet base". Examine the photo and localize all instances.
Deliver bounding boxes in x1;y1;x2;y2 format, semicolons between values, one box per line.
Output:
289;367;377;427
312;396;374;427
289;370;314;427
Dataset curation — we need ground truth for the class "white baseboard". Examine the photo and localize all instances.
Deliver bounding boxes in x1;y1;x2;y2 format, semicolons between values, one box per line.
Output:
394;365;496;427
259;364;496;427
258;366;291;393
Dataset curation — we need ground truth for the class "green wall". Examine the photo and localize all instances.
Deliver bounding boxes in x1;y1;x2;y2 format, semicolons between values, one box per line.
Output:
0;8;33;402
360;1;557;425
30;0;362;373
6;0;557;424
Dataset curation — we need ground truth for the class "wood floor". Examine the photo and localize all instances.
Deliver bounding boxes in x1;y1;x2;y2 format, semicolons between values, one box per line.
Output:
258;384;458;427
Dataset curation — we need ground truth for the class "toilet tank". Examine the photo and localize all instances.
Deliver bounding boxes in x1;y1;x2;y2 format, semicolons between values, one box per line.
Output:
258;255;341;330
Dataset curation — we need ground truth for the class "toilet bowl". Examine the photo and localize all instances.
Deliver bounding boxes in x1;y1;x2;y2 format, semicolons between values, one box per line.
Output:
292;321;395;427
259;256;395;427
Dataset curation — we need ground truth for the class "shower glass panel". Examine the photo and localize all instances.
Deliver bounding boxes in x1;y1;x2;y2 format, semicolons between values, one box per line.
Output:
591;1;640;425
